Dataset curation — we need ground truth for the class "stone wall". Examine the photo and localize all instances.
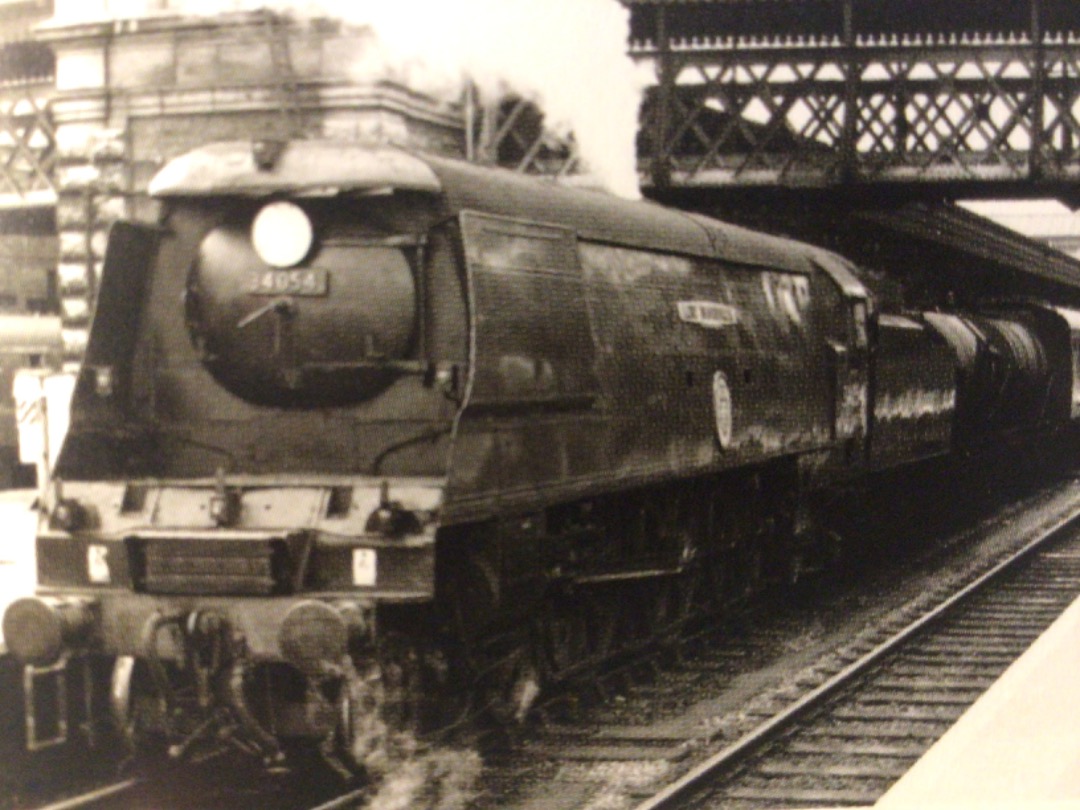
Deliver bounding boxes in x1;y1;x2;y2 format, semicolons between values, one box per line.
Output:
53;125;126;356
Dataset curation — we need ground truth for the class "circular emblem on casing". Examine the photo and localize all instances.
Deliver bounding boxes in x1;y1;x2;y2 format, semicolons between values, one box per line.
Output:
712;371;733;449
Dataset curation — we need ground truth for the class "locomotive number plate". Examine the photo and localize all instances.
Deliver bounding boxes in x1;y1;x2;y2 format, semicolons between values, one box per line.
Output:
250;268;329;296
352;548;377;586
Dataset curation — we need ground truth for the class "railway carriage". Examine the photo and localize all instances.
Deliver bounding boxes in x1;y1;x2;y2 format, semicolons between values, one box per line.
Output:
3;139;1078;776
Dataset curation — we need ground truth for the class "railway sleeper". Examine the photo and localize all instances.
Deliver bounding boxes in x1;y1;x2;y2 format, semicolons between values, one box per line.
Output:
756;759;913;779
854;689;983;706
802;721;951;739
521;740;685;762
928;631;1044;647
532;723;687;743
829;704;964;722
871;676;997;691
898;645;1023;661
784;739;928;758
907;639;1032;656
939;619;1061;634
990;583;1080;595
717;785;884;805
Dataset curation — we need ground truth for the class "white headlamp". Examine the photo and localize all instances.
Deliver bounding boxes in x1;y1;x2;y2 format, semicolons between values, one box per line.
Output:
251;201;314;268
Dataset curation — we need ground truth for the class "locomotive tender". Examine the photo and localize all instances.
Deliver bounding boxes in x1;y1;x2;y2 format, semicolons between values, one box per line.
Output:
5;139;1080;774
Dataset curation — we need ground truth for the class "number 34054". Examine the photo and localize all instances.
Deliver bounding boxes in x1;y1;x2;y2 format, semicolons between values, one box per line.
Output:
250;269;329;296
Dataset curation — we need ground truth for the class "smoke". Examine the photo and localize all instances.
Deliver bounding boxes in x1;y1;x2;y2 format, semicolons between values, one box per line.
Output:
51;0;645;198
365;748;483;810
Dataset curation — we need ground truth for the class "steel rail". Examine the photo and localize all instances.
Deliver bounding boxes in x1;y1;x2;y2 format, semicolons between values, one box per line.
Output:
30;778;141;810
633;502;1080;810
306;786;371;810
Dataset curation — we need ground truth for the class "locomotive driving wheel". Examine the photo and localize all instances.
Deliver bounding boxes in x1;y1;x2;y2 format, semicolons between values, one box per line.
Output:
336;630;475;776
336;657;396;778
588;591;620;662
651;567;700;640
480;632;542;726
543;593;593;678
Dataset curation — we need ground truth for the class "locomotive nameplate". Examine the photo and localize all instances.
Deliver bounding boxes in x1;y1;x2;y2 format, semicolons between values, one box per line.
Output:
678;300;738;329
250;268;329;296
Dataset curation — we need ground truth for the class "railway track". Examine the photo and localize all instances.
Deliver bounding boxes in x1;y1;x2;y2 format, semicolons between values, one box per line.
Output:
637;499;1080;809
8;478;1080;810
471;478;1080;810
13;773;363;810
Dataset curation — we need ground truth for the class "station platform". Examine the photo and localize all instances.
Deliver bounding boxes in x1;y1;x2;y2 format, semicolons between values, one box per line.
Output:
876;581;1080;809
0;489;38;649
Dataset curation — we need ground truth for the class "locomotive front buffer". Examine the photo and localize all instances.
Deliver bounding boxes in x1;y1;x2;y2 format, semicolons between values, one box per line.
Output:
2;475;442;773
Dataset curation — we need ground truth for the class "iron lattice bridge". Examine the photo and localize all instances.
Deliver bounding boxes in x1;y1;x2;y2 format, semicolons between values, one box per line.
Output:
0;41;55;208
627;0;1080;194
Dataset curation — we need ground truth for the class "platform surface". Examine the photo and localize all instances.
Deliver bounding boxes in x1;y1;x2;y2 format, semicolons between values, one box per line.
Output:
0;489;38;649
877;574;1080;810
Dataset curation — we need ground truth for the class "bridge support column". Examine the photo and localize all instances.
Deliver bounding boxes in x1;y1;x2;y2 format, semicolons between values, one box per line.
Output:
1031;0;1046;180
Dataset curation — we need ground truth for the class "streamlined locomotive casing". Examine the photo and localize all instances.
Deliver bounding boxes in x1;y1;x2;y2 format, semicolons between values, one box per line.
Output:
445;205;872;523
55;140;875;536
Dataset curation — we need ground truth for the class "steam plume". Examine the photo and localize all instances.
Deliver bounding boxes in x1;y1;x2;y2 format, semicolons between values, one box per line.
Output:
51;0;645;197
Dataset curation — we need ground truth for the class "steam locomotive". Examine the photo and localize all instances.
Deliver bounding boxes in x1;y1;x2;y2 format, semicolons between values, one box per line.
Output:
4;139;1080;777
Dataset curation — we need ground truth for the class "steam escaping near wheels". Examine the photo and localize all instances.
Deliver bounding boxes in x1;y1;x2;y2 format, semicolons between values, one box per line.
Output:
365;748;483;810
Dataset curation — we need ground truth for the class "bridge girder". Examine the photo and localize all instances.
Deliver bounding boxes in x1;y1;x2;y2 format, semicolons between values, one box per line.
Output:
631;0;1080;201
637;42;1080;194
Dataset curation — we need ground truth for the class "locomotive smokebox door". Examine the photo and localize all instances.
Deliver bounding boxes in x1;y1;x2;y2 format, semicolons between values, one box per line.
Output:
185;201;419;406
